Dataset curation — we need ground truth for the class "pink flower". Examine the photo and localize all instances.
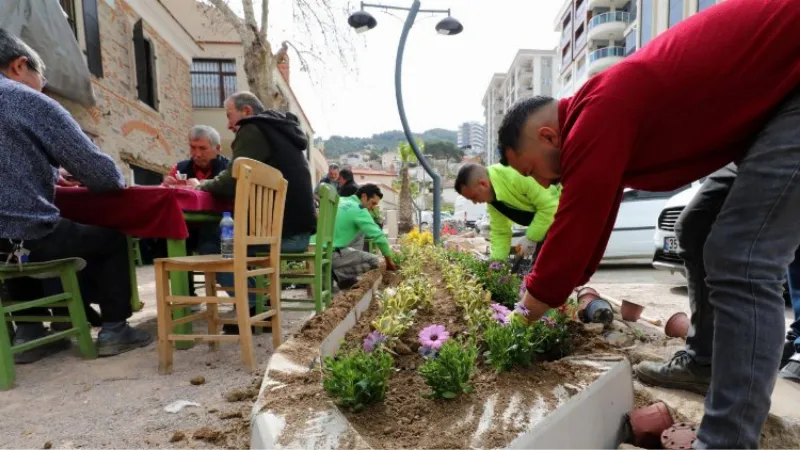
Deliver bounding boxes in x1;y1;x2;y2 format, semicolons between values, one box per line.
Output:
493;312;510;325
540;316;555;328
418;324;450;350
515;303;529;317
490;302;511;316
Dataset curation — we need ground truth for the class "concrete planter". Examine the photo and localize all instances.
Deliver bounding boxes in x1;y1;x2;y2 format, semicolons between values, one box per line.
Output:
251;276;638;449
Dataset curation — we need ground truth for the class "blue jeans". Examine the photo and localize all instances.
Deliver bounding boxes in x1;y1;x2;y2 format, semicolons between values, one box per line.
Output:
675;88;800;448
199;233;311;307
786;247;800;350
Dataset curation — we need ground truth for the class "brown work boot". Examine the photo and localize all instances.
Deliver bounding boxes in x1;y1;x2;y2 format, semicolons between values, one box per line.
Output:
634;350;711;395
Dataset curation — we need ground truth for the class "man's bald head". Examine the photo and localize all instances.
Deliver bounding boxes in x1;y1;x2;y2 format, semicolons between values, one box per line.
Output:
497;96;561;187
455;164;494;204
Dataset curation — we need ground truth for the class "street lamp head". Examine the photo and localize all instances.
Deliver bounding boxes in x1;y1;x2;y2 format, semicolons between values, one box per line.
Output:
348;10;377;34
435;16;463;36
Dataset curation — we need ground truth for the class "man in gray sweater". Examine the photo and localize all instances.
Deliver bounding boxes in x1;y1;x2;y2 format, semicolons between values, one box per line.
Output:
0;29;151;362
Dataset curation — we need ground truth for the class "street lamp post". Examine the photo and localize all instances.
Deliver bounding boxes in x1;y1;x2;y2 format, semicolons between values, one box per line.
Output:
348;1;463;244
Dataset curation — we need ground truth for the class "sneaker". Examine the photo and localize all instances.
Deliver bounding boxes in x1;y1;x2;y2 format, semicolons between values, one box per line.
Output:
780;353;800;383
96;324;153;357
634;350;711;395
782;340;797;369
222;306;272;335
13;327;71;365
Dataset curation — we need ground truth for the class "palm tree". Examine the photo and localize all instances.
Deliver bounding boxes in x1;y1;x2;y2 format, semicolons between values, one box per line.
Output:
398;139;423;234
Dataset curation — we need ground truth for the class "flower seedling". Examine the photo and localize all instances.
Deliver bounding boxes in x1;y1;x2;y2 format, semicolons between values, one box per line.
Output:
322;348;393;413
418;339;478;399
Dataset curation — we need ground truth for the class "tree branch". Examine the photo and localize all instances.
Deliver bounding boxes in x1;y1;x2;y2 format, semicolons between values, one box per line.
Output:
204;0;252;46
260;0;268;41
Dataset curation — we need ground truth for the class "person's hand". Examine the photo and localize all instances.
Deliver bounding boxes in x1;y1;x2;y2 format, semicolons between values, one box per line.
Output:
515;290;550;324
385;257;397;271
517;236;538;257
56;168;80;187
162;176;178;187
186;178;201;189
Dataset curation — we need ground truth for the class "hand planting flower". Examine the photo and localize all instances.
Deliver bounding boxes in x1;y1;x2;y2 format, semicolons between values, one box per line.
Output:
363;330;387;353
418;324;450;350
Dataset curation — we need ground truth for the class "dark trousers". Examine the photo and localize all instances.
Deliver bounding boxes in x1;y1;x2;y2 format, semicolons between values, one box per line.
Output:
3;218;132;324
675;88;800;448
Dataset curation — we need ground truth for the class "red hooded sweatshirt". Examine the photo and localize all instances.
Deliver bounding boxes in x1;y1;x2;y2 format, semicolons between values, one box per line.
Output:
527;0;800;307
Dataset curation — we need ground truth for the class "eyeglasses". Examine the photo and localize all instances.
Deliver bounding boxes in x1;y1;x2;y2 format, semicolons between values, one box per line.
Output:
26;60;47;88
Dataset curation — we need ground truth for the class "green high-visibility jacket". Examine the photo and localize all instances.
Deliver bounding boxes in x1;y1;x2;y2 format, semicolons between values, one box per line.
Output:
487;164;561;261
332;195;391;256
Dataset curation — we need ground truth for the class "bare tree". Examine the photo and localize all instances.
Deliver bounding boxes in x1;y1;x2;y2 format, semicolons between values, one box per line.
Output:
204;0;355;109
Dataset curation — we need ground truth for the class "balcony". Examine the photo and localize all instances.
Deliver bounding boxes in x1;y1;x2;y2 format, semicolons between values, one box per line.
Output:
575;1;587;20
575;31;587;52
588;11;632;41
560;29;571;47
588;46;625;75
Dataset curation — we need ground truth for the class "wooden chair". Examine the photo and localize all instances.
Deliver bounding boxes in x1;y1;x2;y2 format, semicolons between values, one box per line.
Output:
279;184;339;313
154;158;287;373
0;259;96;389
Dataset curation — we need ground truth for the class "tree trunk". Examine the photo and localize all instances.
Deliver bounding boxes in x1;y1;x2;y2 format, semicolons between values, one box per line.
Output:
398;165;414;234
242;38;277;109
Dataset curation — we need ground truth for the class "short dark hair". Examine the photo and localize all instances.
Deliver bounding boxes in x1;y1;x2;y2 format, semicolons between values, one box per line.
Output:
497;96;555;166
0;28;45;73
455;163;482;194
339;168;353;182
356;183;383;200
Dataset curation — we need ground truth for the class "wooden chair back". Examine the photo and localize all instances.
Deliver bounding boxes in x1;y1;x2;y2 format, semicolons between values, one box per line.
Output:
231;158;288;261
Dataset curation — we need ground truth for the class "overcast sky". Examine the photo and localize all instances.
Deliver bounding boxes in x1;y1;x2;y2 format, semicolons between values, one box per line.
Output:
263;0;563;138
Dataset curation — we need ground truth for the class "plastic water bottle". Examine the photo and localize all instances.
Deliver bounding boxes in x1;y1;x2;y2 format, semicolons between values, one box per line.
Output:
220;212;234;259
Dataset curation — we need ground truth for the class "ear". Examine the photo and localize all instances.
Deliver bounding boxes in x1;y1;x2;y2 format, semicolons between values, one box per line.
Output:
8;56;27;76
478;178;491;190
539;126;560;147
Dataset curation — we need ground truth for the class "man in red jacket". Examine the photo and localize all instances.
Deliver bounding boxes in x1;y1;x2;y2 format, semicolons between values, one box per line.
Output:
498;1;800;447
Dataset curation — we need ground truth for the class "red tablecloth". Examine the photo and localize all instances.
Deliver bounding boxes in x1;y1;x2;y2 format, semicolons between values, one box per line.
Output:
54;186;233;240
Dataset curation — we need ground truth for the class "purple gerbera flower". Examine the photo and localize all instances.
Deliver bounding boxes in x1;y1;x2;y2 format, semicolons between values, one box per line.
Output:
419;345;438;358
418;324;450;350
489;261;503;271
490;302;511;316
493;312;510;325
363;330;387;353
514;303;530;317
518;283;527;298
540;316;555;328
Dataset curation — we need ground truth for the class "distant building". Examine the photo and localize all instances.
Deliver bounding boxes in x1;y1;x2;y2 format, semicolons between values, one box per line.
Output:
352;169;397;188
482;49;558;165
456;122;485;155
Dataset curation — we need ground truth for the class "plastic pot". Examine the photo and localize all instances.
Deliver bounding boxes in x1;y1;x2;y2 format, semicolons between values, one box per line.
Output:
620;299;645;322
628;402;674;448
578;296;614;324
665;312;691;339
661;422;698;450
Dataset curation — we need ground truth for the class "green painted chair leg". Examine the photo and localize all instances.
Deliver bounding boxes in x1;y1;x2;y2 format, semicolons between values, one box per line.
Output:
0;313;15;390
60;268;96;359
133;238;143;267
254;275;267;335
313;260;323;314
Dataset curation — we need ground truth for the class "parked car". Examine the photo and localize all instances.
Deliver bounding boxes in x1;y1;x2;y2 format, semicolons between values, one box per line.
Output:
454;196;487;229
418;210;454;230
652;183;704;275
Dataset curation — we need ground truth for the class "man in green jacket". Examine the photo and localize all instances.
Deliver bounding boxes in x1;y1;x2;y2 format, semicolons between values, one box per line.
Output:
332;184;397;289
455;163;560;261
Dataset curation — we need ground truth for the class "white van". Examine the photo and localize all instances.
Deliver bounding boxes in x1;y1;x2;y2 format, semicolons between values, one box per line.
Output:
454;196;487;228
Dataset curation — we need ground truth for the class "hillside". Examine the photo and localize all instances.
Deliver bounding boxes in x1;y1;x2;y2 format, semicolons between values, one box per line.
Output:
320;128;457;158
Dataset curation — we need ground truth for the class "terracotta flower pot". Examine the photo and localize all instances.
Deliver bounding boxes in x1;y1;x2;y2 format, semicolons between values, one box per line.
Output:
576;286;599;299
628;402;674;449
661;422;698;450
620;299;645;322
578;296;614;324
665;312;691;339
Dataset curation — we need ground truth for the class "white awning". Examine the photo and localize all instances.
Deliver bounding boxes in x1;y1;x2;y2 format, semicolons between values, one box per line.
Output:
0;0;96;106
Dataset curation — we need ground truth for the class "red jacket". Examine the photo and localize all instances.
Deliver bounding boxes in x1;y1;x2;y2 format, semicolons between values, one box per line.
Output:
527;0;800;307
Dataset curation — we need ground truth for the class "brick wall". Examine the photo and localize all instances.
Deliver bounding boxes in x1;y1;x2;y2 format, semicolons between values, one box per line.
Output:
50;0;193;181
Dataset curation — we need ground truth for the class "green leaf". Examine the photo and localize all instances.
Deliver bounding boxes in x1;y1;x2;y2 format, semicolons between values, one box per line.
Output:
442;391;457;399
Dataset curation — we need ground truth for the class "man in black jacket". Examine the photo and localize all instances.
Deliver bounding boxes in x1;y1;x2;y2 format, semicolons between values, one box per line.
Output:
192;91;316;332
337;168;359;197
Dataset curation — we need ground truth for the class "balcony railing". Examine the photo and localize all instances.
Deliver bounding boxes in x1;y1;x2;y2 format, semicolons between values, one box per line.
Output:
589;11;633;30
588;46;626;63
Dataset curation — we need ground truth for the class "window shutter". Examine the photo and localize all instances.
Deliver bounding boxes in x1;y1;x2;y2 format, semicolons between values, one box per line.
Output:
82;0;103;77
133;19;148;103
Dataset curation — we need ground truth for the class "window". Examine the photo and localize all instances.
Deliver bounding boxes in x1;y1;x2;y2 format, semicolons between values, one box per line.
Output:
625;28;637;55
697;0;715;12
130;165;164;186
668;0;683;28
622;185;691;202
191;59;237;108
640;0;653;47
133;19;158;109
59;0;78;38
540;56;553;96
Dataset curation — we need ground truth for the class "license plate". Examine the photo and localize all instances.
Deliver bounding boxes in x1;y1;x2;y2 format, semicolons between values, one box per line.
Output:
664;237;679;253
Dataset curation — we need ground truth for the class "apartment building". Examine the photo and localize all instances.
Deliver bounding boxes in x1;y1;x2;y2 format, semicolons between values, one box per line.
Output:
481;49;558;165
456;121;485;155
556;0;722;98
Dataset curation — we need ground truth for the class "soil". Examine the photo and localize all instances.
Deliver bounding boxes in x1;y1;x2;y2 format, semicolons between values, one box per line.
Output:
261;266;624;449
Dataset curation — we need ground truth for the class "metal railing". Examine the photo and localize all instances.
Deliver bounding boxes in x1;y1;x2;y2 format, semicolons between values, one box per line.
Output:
588;46;626;62
589;11;633;30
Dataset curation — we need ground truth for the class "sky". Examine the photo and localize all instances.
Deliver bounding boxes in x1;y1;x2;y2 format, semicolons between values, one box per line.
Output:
263;0;563;138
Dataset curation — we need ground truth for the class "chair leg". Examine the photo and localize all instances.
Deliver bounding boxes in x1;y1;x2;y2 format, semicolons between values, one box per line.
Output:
270;272;282;351
234;276;256;372
155;262;174;374
314;262;323;314
60;268;96;359
205;272;220;351
324;261;333;307
0;308;16;390
253;275;267;335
